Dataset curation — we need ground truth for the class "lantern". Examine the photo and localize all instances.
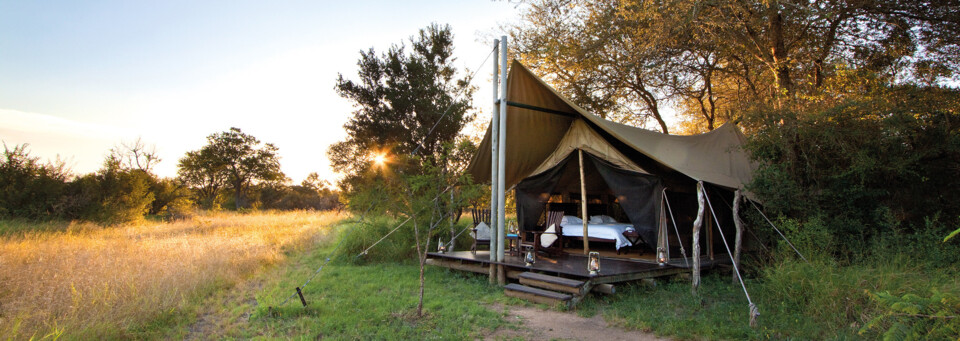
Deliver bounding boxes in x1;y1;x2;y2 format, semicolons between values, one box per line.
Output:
657;247;668;266
508;220;519;235
588;251;601;276
524;246;536;267
437;238;447;254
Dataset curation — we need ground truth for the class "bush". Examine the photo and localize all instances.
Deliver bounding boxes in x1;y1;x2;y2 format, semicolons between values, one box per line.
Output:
862;290;960;340
0;144;70;219
744;85;960;257
336;216;418;264
71;161;155;225
334;215;474;264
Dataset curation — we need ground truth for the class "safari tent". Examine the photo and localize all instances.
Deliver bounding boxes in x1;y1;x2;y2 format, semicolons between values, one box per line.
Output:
465;60;757;260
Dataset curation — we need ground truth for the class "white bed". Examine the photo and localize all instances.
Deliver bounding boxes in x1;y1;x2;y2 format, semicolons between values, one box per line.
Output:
558;215;635;250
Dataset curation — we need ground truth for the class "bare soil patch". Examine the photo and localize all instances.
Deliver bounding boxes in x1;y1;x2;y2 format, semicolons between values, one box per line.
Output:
486;304;668;341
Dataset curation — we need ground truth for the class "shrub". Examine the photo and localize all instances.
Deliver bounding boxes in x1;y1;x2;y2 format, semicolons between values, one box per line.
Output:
744;85;960;258
336;216;418;264
0;144;70;219
861;290;960;340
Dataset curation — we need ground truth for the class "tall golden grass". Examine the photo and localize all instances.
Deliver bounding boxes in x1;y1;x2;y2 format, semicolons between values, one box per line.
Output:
0;210;345;339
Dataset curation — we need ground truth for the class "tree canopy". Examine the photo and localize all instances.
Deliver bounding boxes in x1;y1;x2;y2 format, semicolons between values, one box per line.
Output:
508;0;960;133
329;23;475;194
178;128;285;209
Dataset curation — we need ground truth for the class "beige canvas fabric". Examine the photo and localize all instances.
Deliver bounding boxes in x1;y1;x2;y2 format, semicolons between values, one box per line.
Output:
468;60;756;190
526;120;648;177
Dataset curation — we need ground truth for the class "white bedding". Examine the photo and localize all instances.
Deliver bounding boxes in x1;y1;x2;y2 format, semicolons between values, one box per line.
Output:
559;223;634;250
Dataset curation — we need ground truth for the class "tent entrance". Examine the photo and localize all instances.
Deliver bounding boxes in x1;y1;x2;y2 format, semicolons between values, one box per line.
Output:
516;149;663;254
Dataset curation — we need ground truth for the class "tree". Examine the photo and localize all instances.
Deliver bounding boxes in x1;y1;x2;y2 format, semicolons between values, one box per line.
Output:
0;143;70;219
178;128;285;209
329;23;475;194
508;0;960;132
111;137;161;173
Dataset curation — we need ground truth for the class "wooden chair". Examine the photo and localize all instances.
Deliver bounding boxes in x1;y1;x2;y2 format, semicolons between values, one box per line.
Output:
470;207;491;254
522;210;565;255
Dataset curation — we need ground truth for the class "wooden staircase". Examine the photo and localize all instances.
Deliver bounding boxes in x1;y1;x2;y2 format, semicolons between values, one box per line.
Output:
504;272;592;308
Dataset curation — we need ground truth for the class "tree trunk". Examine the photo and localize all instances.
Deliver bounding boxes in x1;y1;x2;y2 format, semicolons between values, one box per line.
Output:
768;3;792;95
413;217;426;318
732;190;744;284
234;181;243;209
691;182;705;295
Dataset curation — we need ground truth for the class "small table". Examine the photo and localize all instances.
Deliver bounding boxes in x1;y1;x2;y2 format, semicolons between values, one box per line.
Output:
506;233;520;256
621;230;643;255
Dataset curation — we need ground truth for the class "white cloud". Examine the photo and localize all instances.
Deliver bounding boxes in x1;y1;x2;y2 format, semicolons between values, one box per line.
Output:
0;108;134;175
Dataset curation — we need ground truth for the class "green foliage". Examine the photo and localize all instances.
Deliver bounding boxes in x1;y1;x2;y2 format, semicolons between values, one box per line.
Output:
330;23;475;193
0;144;70;219
766;216;835;263
745;86;960;257
255;173;340;211
945;227;960;243
862;290;960;340
335;216;418;264
73;158;156;225
177;127;285;209
510;0;960;132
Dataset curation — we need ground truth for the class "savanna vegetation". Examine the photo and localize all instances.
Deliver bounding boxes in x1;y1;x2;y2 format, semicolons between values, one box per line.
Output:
5;0;960;339
1;128;340;226
0;210;344;339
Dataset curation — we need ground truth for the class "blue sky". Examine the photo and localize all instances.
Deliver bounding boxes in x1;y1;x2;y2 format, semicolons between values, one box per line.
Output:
0;0;518;183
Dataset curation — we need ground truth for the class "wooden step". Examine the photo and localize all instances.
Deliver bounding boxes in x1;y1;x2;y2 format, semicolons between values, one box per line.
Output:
518;272;586;295
504;283;573;307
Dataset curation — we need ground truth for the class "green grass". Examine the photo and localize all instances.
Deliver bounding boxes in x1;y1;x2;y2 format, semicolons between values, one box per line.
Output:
570;259;960;340
207;227;515;339
212;219;959;340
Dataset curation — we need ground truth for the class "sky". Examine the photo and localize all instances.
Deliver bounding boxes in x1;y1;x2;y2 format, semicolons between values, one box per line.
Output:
0;0;520;185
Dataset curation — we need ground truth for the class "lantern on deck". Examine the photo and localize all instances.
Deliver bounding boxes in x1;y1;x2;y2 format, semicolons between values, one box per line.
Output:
508;220;519;235
588;251;601;276
657;247;668;266
524;246;536;267
437;238;447;254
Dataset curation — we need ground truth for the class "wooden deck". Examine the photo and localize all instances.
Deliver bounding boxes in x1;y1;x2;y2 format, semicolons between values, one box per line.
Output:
426;250;727;284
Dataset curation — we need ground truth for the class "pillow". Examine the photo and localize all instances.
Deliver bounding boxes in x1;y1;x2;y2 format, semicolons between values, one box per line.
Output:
600;215;618;223
589;215;603;224
563;215;583;225
540;224;558;248
473;222;491;240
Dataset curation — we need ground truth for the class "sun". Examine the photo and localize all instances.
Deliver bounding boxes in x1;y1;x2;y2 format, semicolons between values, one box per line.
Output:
372;153;388;166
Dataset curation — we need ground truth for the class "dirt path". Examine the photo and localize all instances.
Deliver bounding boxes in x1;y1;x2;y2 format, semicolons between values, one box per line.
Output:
185;278;265;340
486;304;668;341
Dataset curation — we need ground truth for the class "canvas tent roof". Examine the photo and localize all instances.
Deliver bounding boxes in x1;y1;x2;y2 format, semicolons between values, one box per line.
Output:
467;60;756;190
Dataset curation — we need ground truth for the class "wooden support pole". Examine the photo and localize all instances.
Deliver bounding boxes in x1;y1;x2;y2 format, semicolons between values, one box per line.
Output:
707;201;714;261
578;149;589;254
733;189;744;284
489;38;500;285
496;36;509;287
691;181;705;295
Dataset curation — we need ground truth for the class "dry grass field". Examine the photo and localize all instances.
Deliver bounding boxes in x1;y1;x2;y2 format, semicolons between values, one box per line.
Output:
0;210;345;340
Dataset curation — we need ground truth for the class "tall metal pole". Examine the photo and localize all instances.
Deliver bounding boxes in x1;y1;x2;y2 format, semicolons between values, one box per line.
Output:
489;39;500;284
496;36;509;286
578;149;589;254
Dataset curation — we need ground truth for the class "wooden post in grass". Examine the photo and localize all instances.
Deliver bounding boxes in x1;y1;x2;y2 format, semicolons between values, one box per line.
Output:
691;181;705;295
733;189;744;284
